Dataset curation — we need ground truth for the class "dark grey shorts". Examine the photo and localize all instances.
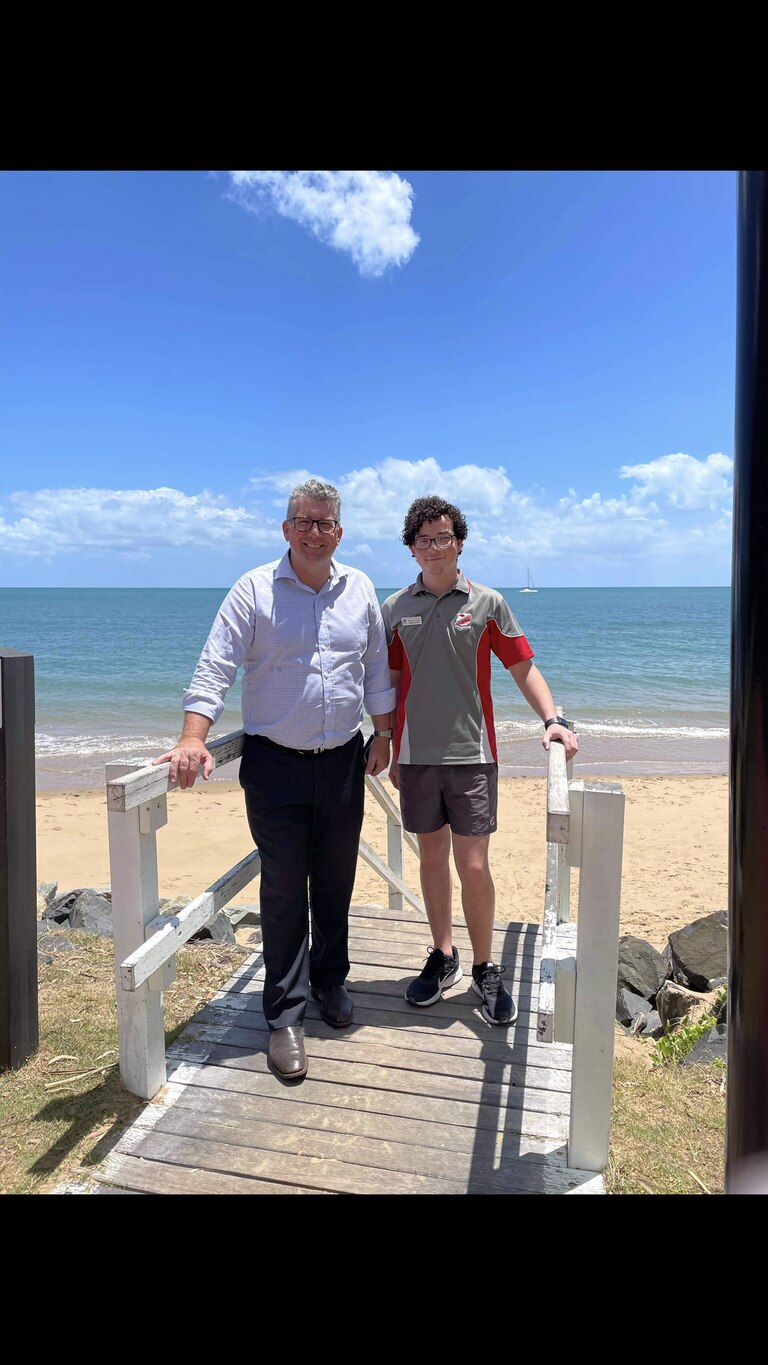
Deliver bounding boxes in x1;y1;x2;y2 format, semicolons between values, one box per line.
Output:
397;763;498;837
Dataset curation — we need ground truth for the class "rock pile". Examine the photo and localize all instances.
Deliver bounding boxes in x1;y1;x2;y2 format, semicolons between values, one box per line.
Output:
616;909;727;1064
36;880;260;962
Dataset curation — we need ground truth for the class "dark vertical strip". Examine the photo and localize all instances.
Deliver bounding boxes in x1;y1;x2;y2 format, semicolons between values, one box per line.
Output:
0;649;39;1070
727;171;768;1190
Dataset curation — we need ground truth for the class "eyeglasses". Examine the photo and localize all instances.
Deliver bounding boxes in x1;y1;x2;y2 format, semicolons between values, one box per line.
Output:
290;517;339;534
413;532;456;550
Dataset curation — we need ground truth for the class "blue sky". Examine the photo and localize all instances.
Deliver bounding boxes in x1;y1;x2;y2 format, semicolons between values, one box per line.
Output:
1;169;737;588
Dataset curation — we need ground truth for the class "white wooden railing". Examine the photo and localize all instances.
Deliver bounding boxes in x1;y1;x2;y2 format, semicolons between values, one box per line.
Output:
538;734;625;1172
105;728;423;1100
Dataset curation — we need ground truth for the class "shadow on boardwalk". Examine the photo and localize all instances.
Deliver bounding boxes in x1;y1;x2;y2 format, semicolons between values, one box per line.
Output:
60;905;603;1195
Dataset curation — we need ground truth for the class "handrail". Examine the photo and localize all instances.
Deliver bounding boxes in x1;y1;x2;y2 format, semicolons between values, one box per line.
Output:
536;718;626;1172
106;728;424;1098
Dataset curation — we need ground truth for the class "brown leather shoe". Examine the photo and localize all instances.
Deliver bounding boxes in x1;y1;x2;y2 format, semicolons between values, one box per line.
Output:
311;983;353;1027
268;1025;307;1080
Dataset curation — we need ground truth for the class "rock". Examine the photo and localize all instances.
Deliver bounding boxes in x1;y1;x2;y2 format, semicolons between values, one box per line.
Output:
68;891;113;938
667;909;728;991
617;985;653;1027
618;935;670;1003
191;911;236;945
43;888;86;923
160;896;193;916
682;1026;727;1066
635;1009;663;1038
36;881;58;913
227;905;260;926
38;928;79;962
656;980;722;1032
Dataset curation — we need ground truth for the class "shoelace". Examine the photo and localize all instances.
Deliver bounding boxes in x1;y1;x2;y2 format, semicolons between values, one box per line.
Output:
479;964;506;991
422;946;450;973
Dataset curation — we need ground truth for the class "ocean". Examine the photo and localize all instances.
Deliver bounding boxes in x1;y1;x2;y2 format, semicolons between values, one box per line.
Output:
0;586;730;790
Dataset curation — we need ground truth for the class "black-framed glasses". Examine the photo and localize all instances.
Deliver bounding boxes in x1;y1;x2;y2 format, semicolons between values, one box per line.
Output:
290;516;339;534
413;532;455;550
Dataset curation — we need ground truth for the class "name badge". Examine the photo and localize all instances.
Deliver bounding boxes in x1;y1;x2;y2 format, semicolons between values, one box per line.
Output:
401;616;422;626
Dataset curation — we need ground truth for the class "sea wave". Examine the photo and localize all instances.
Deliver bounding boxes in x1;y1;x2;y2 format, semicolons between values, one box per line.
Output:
496;719;729;742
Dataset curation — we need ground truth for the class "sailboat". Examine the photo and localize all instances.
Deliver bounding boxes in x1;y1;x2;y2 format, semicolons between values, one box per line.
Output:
519;567;538;593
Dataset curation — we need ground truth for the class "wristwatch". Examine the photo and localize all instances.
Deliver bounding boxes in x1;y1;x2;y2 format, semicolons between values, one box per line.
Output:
373;729;393;738
544;715;570;731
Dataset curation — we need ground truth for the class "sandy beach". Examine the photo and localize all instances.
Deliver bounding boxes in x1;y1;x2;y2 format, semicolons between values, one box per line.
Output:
35;772;728;953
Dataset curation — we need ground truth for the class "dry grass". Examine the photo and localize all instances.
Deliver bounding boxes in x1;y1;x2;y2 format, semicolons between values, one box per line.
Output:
0;931;251;1195
1;934;727;1195
606;1045;726;1194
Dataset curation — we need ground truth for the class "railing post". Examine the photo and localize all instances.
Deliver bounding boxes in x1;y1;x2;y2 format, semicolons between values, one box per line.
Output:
0;649;38;1070
106;761;167;1099
386;814;404;913
568;780;625;1171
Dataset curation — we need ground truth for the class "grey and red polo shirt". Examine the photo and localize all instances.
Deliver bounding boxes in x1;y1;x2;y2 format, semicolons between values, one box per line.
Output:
381;570;533;765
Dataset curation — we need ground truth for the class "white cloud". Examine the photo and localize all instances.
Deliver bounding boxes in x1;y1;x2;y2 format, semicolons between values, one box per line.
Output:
0;453;735;585
227;171;420;277
0;487;277;559
619;452;733;511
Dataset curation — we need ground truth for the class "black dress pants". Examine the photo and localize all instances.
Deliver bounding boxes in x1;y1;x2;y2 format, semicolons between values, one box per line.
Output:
239;731;366;1030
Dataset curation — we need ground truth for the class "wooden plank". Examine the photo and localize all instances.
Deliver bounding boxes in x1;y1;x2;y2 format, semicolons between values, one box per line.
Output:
106;727;246;812
166;1057;570;1140
546;735;570;844
179;1017;572;1092
165;1037;570;1116
125;1102;595;1195
159;1078;569;1160
115;1125;488;1194
107;761;167;1099
195;1000;574;1070
569;781;625;1172
120;848;261;989
94;1151;330;1195
538;841;561;1042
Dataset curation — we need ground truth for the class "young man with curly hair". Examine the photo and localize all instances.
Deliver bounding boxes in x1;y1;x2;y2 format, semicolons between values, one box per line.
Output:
381;495;578;1026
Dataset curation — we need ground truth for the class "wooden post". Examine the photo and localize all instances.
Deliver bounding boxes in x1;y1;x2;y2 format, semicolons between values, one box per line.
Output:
0;649;38;1070
387;814;404;913
106;761;167;1099
568;780;625;1172
727;169;768;1187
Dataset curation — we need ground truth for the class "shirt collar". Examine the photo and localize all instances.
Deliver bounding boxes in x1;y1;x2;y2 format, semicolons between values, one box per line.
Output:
411;568;469;598
275;549;346;590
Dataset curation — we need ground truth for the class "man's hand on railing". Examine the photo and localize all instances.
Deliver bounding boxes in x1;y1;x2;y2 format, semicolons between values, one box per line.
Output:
542;723;579;761
152;739;214;789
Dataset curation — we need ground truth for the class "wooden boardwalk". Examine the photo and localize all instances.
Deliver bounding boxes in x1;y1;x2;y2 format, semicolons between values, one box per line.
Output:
89;904;604;1195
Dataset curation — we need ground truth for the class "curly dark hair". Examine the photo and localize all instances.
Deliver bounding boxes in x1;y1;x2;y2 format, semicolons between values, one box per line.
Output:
401;495;469;547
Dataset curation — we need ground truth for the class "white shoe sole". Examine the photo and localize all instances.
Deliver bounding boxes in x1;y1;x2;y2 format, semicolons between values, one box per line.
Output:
472;979;518;1025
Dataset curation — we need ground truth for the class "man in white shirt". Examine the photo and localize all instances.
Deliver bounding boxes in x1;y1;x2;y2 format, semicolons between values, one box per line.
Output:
155;479;395;1082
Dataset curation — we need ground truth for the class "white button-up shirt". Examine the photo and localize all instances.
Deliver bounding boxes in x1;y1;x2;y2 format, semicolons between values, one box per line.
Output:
183;551;396;751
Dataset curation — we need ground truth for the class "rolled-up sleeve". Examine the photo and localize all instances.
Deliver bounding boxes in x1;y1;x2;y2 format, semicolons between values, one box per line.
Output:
182;576;256;724
362;593;396;716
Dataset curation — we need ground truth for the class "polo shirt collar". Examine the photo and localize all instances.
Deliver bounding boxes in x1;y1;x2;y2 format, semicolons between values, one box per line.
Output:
411;568;469;598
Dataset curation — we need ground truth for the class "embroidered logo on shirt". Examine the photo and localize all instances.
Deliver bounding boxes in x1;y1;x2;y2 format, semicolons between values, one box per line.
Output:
454;612;472;630
401;616;422;626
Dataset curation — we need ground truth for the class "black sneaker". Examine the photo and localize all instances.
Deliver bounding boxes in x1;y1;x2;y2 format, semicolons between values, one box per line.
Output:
472;962;517;1026
405;947;463;1007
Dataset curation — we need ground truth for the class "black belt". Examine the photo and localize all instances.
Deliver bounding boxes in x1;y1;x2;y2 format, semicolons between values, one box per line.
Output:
248;732;358;756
